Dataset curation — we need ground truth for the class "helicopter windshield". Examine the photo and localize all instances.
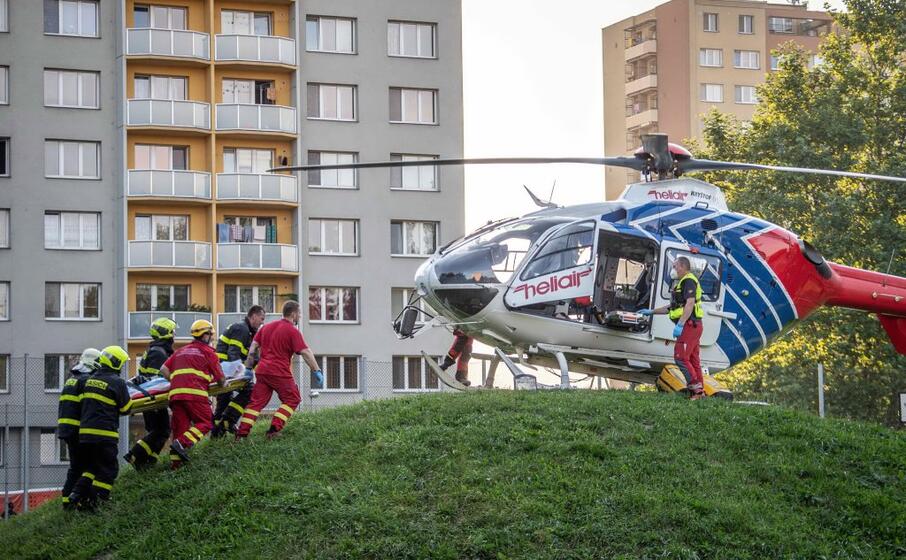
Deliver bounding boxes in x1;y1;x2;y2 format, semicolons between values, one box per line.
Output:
434;218;570;285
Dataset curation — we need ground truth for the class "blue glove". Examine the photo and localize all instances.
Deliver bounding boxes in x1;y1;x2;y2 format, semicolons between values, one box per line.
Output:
672;324;684;338
638;309;653;316
312;369;324;389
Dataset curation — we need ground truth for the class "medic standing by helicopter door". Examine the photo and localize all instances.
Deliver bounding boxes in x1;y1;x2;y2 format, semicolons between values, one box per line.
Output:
640;256;705;399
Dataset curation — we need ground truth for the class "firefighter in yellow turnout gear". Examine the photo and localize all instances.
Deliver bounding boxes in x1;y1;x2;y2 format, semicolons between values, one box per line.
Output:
57;348;101;510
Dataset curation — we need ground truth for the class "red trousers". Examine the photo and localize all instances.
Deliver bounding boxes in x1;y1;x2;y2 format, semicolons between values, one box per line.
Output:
447;332;473;374
169;398;213;465
674;319;704;393
236;375;300;437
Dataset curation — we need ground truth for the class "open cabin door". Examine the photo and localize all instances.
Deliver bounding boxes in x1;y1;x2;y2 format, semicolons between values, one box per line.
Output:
651;241;726;346
504;220;597;309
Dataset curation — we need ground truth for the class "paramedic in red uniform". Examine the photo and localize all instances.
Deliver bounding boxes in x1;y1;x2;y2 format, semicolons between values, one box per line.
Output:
236;300;323;440
160;319;225;467
640;256;706;399
439;329;473;386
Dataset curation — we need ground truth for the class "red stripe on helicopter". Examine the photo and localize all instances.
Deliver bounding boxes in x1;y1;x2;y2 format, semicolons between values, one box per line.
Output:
745;228;829;318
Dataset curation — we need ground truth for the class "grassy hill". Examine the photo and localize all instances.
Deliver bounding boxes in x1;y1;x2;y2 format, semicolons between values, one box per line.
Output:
1;390;905;559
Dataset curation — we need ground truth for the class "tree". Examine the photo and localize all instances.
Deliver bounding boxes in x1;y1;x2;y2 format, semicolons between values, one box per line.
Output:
696;0;906;426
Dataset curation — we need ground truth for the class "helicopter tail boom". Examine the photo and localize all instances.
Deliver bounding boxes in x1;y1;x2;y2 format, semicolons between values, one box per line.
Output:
824;263;906;354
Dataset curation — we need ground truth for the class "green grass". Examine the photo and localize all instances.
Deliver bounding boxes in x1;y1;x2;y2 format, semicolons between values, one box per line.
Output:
2;390;905;559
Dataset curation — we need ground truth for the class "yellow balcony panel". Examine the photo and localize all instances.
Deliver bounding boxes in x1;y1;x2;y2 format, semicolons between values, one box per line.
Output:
625;39;657;62
126;28;210;64
128;311;212;340
625;74;657;96
216;173;297;205
128;170;212;202
127;99;211;135
626;109;658;130
215;104;297;138
217;243;298;273
215;34;296;68
128;240;212;270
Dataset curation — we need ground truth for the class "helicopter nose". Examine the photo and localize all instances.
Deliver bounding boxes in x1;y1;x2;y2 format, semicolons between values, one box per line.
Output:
414;259;433;296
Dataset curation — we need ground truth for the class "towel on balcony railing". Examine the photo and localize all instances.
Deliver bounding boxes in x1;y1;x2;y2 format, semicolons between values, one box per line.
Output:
217;223;230;243
126;361;252;415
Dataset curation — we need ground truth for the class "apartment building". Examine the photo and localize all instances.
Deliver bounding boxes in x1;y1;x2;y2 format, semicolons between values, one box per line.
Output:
602;0;831;199
0;0;463;502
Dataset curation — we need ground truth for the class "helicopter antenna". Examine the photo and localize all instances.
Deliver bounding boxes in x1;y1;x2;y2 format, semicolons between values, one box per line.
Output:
549;180;557;202
522;185;559;209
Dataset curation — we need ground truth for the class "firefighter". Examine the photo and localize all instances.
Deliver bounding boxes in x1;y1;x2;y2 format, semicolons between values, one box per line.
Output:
57;348;101;510
210;305;266;438
236;301;322;441
160;319;225;468
640;256;705;399
439;329;473;386
124;317;176;469
68;346;132;511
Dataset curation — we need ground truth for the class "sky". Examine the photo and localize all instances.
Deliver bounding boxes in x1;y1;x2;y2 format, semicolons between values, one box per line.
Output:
460;0;847;231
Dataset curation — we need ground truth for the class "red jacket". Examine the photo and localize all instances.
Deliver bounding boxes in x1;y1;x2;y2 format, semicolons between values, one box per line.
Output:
164;340;224;402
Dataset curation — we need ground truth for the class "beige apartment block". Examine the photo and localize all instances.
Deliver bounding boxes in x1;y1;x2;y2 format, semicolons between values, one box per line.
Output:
602;0;831;199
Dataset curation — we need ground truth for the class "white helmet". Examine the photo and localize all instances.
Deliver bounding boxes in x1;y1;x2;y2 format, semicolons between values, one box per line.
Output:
74;348;102;374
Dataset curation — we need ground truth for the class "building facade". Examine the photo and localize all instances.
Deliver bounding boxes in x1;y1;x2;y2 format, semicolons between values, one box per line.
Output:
602;0;830;199
0;0;463;503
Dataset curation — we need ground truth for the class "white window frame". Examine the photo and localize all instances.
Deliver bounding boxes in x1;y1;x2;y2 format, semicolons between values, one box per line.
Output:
0;354;7;392
135;144;188;171
738;14;754;34
0;209;8;248
135;4;187;30
308;83;357;121
134;74;187;101
392;356;441;392
44;69;99;109
45;282;101;321
44;354;80;392
40;429;69;465
221;9;271;36
44;211;101;250
703;13;718;33
387;21;437;59
305;16;356;54
390;87;438;125
315;355;361;392
390;154;439;191
391;220;438;257
735;85;758;105
308;218;359;256
699;49;723;68
223;284;276;313
0;138;9;177
308;287;359;324
306;151;358;189
734;50;760;70
223;148;273;174
0;0;8;33
135;214;189;241
770;54;780;71
768;16;793;34
0;282;9;321
45;140;100;180
135;283;190;312
0;66;7;105
700;83;724;103
48;0;99;38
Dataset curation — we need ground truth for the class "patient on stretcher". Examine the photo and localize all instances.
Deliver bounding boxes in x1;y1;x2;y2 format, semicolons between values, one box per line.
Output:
127;360;252;414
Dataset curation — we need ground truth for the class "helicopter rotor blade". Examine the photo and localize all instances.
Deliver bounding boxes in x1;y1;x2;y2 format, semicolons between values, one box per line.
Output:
269;156;646;173
681;159;906;183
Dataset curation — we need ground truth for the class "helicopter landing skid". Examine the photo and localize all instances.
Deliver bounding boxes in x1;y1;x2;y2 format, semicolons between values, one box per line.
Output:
421;352;474;391
493;348;563;391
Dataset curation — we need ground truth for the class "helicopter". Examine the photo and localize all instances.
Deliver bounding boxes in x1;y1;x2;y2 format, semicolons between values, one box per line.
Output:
274;134;906;392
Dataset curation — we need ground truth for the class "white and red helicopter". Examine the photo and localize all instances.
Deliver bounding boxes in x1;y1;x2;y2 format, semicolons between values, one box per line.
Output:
276;134;906;393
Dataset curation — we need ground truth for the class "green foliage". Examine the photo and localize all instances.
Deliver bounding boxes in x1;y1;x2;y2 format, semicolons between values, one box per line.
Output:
697;0;906;426
1;391;905;559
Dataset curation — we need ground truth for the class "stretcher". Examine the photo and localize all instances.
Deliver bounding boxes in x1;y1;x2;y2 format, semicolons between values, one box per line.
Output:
656;364;733;400
126;362;252;415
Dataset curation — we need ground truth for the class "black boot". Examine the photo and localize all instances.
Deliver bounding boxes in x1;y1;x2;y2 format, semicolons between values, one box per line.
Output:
170;440;191;463
439;356;455;370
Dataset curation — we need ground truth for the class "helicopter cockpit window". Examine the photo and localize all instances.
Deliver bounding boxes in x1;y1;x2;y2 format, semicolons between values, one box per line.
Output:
434;218;569;285
661;249;721;302
520;221;595;281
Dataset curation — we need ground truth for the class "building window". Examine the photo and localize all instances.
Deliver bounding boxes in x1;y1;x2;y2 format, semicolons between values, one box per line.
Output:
135;214;189;241
44;0;98;37
388;21;436;58
392;356;439;391
391;220;437;256
44;69;99;109
306;83;356;121
224;148;272;173
0;138;8;177
44;140;100;179
134;75;186;100
738;15;754;34
734;50;760;70
222;79;275;105
0;0;7;32
699;49;723;67
223;285;275;313
808;54;824;69
308;287;359;323
703;13;718;32
44;211;100;250
45;282;100;320
314;356;359;391
44;354;80;391
41;429;69;464
0;282;8;321
768;16;793;34
305;16;355;53
389;87;437;124
0;354;7;392
221;9;271;36
0;209;7;248
307;151;357;188
700;83;724;103
134;4;186;30
136;284;189;311
0;66;7;105
135;144;187;170
735;85;757;104
770;54;780;71
308;218;358;256
390;154;438;191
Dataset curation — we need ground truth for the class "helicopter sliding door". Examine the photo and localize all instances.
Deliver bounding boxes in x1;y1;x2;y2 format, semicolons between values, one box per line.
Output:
652;242;725;346
504;220;597;311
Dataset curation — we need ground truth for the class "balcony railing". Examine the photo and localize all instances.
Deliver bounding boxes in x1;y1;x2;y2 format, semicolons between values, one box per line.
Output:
129;311;212;339
625;39;657;62
128;170;211;199
217;243;298;272
128;99;211;130
216;312;282;334
128;240;212;269
216;173;297;203
626;109;658;130
126;28;210;61
625;74;657;96
215;34;296;66
216;104;296;134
